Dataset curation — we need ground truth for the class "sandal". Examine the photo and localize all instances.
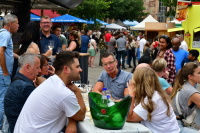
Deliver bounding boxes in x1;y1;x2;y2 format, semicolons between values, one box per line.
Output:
91;66;96;68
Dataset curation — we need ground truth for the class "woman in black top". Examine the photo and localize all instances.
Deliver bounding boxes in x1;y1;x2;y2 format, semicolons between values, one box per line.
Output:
67;30;81;52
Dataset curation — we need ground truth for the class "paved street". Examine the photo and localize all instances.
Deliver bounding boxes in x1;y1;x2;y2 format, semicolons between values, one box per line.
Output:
87;52;133;86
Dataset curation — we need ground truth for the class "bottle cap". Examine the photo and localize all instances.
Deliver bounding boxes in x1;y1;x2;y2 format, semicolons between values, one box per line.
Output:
102;87;107;91
107;95;110;98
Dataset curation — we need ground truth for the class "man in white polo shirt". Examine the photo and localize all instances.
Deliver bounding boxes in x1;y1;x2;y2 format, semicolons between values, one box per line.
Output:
14;51;86;133
177;34;188;51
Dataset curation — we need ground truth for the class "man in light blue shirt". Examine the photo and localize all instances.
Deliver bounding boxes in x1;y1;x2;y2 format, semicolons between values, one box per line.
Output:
172;37;188;73
93;52;132;100
0;14;19;130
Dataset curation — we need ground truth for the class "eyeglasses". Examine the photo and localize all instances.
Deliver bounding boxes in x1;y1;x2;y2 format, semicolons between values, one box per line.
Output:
102;60;116;66
40;22;51;25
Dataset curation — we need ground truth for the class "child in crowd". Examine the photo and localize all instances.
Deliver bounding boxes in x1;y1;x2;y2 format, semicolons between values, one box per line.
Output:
127;67;180;133
152;58;172;95
188;49;199;62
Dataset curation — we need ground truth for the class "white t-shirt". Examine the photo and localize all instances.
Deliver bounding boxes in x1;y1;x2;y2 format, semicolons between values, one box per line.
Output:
89;39;96;50
138;38;146;53
180;40;188;51
134;91;180;133
14;75;80;133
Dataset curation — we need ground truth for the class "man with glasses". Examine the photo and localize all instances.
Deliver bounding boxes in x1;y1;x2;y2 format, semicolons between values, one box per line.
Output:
40;16;61;55
93;52;132;101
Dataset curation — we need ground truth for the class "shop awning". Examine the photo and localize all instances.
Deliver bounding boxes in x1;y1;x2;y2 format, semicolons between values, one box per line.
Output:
194;28;200;33
167;27;184;32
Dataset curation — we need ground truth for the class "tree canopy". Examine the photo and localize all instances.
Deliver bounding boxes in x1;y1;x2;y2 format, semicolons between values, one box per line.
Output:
107;0;147;21
58;0;147;21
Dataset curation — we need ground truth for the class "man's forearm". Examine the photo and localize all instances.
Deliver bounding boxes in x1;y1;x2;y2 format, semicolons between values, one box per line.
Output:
14;53;19;59
0;53;9;75
74;89;86;114
65;118;77;133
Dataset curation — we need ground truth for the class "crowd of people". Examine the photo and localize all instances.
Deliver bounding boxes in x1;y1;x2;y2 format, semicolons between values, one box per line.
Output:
1;13;200;133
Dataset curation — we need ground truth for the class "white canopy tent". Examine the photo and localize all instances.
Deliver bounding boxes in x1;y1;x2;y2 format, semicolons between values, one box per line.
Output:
168;19;182;24
100;23;127;30
130;15;158;30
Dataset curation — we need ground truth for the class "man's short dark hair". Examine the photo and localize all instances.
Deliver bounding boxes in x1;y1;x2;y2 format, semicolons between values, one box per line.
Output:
52;25;61;31
101;52;116;60
131;56;152;73
113;32;119;37
138;55;152;65
53;51;80;74
189;49;199;60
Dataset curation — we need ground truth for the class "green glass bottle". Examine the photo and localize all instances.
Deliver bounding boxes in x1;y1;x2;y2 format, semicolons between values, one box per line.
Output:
88;92;132;130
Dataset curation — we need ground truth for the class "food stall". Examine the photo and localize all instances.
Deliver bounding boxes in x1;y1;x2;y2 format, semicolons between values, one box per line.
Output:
145;22;176;43
168;1;200;59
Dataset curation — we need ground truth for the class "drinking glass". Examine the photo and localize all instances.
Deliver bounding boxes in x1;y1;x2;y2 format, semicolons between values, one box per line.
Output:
56;47;62;54
86;85;93;92
48;40;54;50
80;83;87;93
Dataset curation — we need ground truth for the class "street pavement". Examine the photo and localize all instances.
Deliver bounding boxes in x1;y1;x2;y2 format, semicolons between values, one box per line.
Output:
87;52;133;86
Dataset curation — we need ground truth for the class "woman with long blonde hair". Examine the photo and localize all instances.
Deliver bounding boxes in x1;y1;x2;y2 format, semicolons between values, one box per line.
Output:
171;62;200;132
127;67;179;133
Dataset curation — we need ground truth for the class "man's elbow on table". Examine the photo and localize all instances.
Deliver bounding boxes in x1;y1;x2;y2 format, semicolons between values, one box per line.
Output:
71;109;86;121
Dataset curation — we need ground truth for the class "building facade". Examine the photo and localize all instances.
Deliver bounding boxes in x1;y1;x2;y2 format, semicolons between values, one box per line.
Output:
143;0;167;22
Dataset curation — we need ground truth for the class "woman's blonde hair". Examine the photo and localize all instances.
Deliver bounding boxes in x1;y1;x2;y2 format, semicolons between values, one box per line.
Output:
133;67;171;121
171;62;199;99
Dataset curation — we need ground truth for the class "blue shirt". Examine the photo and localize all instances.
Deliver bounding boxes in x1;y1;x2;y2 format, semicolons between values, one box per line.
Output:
98;69;132;99
40;32;61;55
0;29;14;75
158;77;170;90
4;72;35;132
81;35;90;53
172;49;188;73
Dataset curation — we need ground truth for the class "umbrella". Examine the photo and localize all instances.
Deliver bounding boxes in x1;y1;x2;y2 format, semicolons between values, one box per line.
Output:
100;23;126;29
30;13;41;21
123;20;139;26
115;19;128;27
96;19;109;25
86;20;94;24
51;14;87;23
86;19;109;25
